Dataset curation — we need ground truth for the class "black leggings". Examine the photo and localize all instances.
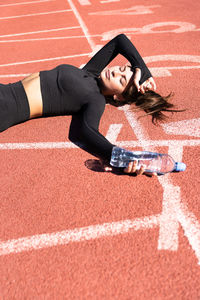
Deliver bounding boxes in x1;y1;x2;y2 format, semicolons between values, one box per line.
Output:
0;81;30;132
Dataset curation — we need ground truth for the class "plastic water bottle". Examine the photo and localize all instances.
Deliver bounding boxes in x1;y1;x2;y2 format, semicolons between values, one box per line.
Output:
110;146;186;175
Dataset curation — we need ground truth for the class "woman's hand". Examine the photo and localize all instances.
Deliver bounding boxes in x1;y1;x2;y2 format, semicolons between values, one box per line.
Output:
132;68;156;94
124;161;157;177
139;77;156;94
101;159;157;177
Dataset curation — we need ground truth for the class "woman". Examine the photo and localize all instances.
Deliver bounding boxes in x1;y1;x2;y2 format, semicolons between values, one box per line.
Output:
0;34;178;175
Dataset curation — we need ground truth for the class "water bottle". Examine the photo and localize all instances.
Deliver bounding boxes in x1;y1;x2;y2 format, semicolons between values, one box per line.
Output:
110;146;186;175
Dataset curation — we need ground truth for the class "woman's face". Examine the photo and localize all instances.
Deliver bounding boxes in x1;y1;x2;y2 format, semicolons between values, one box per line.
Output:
100;65;134;98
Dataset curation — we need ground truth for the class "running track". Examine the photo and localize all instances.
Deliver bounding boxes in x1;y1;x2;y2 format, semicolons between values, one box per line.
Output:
0;0;200;298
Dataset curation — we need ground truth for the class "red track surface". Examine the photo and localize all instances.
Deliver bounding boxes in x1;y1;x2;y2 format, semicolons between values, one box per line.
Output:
0;0;200;298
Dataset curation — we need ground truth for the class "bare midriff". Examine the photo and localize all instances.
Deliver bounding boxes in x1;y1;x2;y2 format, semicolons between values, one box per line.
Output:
21;72;43;119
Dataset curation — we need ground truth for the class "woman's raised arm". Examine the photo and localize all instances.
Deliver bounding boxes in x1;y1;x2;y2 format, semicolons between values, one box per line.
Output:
82;34;152;84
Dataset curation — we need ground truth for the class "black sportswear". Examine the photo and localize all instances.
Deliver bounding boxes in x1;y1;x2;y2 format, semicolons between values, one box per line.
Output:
0;34;152;163
40;34;152;162
0;81;30;132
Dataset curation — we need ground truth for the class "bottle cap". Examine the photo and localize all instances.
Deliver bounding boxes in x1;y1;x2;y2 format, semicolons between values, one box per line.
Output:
175;162;186;172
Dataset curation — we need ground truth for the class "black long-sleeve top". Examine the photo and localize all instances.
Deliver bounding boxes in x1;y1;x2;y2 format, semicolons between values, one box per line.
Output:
40;34;152;162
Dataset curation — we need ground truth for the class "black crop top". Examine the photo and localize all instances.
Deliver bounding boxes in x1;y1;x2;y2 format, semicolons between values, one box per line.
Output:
39;34;152;163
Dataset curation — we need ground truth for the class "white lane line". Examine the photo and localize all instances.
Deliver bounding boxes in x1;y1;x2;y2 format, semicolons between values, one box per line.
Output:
67;0;95;51
0;0;54;7
0;53;91;68
101;0;120;3
145;54;200;64
89;5;160;16
105;124;123;143
0;26;80;38
178;201;200;266
118;139;200;148
151;65;200;71
0;36;95;43
0;9;72;21
0;34;101;43
158;175;200;265
0;142;77;150
157;179;180;251
121;107;200;265
167;145;183;165
120;108;150;150
77;0;91;5
0;214;160;256
0;139;199;150
162;118;200;138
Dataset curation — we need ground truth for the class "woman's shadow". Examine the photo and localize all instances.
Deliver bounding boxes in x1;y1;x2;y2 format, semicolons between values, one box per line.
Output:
84;159;137;176
85;159;107;172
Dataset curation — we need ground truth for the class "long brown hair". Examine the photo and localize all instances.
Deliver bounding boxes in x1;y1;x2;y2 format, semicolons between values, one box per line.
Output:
106;85;185;125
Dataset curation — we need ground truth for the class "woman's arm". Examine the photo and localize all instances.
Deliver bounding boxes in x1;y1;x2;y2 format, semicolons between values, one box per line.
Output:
68;95;114;163
82;34;152;84
68;96;156;176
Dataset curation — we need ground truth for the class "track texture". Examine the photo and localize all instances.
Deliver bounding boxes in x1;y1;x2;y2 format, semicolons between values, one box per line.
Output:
0;0;200;298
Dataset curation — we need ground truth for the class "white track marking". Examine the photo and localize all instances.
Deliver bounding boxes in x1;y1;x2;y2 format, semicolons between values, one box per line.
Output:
89;5;160;15
119;108;151;150
147;54;200;77
0;26;80;38
150;69;172;77
0;139;199;150
101;0;120;3
0;35;101;43
0;34;101;42
0;53;91;68
67;0;95;50
0;33;100;39
157;144;184;251
0;37;96;43
139;21;197;34
158;175;200;265
3;27;198;44
0;142;77;150
105;124;123;143
168;145;183;163
121;107;200;265
117;139;200;148
145;54;200;64
162;118;200;138
77;0;91;5
0;9;72;21
101;22;199;40
151;65;200;70
0;0;53;7
177;201;200;265
0;215;160;256
158;180;180;251
0;200;198;262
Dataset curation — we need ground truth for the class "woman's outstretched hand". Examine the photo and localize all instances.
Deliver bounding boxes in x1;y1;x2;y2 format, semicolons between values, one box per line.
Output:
133;68;156;94
101;160;157;177
139;77;156;94
124;161;157;177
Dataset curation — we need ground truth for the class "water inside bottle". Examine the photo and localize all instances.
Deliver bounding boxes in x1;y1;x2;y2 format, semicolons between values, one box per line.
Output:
138;154;175;173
